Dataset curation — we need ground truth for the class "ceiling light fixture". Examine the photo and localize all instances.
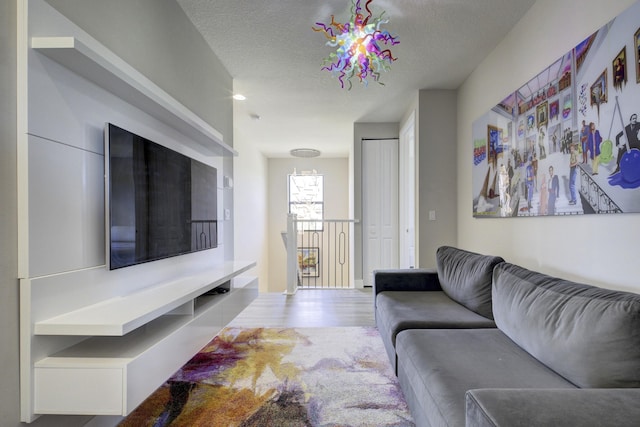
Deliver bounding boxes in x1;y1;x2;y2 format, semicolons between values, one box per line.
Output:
290;148;321;158
232;94;246;100
313;0;399;90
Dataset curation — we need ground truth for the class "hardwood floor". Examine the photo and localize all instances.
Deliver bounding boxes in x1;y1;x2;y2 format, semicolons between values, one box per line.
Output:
228;287;375;328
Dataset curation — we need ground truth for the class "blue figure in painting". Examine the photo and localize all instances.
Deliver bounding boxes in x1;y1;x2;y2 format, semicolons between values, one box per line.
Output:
580;120;589;164
608;113;640;188
569;143;578;205
587;122;602;175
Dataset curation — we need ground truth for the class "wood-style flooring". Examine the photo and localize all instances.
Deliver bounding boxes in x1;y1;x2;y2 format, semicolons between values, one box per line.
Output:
228;288;375;328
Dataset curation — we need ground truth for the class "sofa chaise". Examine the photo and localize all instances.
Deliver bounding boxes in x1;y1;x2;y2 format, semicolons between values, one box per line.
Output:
374;246;503;372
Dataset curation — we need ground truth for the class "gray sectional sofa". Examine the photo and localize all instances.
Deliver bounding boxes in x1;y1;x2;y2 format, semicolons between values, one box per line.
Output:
374;246;640;427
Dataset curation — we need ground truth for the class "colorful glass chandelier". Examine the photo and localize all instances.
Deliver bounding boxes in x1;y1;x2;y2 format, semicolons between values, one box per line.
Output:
313;0;399;89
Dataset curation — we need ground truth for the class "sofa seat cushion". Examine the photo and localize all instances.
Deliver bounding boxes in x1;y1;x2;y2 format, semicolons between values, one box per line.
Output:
436;246;504;319
466;388;640;427
396;329;575;427
376;291;496;372
377;291;496;347
493;262;640;388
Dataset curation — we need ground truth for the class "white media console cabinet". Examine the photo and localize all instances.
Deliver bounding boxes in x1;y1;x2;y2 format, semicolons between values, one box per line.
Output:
23;262;257;419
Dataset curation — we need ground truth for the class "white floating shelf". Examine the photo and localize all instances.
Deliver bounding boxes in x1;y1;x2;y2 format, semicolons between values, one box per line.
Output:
31;36;237;157
34;260;256;336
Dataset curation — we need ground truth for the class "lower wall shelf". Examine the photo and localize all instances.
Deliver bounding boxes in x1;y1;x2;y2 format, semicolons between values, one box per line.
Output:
32;276;258;417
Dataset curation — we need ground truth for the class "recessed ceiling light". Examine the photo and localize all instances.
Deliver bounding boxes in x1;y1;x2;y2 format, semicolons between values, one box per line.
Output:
233;94;246;101
290;148;321;158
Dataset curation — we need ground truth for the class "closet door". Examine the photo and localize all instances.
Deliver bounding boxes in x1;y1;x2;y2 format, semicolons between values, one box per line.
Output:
362;139;399;286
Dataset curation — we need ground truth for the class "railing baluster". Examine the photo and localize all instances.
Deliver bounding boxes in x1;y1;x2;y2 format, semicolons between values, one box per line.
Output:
328;220;334;288
340;223;343;287
289;218;359;289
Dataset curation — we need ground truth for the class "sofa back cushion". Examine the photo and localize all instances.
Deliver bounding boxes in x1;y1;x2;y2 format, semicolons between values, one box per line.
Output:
436;246;504;319
493;262;640;388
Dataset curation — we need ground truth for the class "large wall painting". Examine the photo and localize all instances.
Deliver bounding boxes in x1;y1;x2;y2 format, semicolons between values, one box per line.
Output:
472;1;640;217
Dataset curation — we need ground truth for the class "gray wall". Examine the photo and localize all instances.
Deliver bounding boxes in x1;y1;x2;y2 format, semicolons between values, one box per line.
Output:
417;90;458;268
1;0;19;426
354;92;458;278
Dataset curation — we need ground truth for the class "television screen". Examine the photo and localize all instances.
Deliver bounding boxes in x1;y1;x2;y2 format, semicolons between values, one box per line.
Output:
105;123;217;270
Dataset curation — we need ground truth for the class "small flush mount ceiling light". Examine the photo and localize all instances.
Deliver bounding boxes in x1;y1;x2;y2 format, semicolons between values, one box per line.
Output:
313;0;399;89
232;94;246;100
290;148;321;158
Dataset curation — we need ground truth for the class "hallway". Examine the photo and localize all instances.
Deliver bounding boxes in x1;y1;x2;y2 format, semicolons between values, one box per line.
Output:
228;288;374;328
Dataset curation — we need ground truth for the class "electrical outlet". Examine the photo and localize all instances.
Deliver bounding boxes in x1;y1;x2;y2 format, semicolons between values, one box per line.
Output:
429;210;436;221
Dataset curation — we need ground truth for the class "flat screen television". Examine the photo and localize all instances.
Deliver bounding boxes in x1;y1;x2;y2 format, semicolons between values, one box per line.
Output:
105;123;218;270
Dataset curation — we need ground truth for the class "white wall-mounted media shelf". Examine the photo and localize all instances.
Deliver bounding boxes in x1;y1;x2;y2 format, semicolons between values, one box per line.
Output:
33;273;258;416
31;36;237;157
34;261;255;336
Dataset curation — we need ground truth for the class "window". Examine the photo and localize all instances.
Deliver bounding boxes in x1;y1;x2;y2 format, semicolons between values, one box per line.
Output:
288;174;324;230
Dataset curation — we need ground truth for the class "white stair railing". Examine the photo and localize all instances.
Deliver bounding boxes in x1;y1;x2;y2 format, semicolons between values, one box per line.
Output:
284;215;359;294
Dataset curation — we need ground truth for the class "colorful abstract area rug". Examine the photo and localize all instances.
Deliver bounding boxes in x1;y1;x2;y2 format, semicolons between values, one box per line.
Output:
119;327;415;427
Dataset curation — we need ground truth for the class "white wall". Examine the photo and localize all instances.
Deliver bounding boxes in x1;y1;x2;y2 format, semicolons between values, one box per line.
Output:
234;127;269;292
458;0;640;292
267;157;349;292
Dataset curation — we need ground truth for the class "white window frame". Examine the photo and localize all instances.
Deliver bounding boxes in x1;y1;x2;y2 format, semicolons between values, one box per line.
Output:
288;174;324;231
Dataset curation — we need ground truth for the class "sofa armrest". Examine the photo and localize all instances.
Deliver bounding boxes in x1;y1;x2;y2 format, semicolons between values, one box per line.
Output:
373;269;441;295
466;388;640;427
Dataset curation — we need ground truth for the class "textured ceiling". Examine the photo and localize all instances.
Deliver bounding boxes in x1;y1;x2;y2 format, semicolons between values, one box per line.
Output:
177;0;536;157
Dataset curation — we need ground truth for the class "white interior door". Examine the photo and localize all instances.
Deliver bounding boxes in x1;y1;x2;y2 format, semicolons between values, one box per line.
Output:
399;115;416;268
362;139;399;286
